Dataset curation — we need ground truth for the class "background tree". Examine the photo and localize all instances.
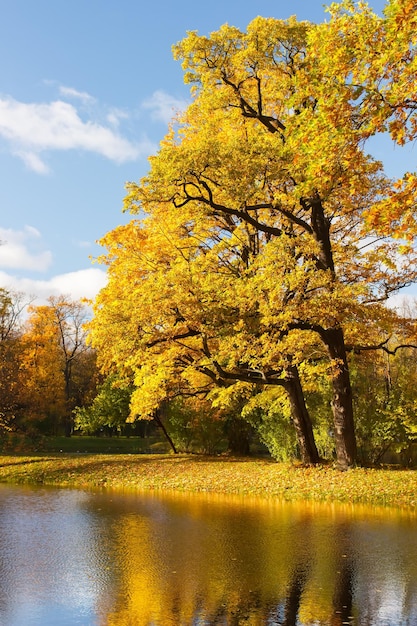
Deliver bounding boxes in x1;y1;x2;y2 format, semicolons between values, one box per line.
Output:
351;338;417;465
0;288;29;441
20;296;95;436
162;396;225;454
49;296;94;436
74;374;132;436
19;302;67;434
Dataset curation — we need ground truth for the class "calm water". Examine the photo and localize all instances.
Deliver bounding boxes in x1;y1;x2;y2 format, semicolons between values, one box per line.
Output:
0;484;416;626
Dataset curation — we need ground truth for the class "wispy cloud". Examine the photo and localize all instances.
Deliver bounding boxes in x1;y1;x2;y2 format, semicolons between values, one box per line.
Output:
15;150;50;174
142;90;188;124
58;85;96;104
107;107;129;128
74;240;93;249
0;226;52;271
0;95;149;173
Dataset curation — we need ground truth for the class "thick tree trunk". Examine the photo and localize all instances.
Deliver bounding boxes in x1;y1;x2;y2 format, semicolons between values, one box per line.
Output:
322;328;357;469
63;415;72;438
227;417;251;455
285;365;320;464
309;199;357;467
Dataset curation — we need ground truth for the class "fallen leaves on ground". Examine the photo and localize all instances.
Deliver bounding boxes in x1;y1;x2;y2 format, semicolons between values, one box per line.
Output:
0;454;415;510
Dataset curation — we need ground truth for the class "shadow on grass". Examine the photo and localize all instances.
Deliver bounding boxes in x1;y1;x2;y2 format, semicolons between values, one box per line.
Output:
0;457;57;468
0;453;276;488
183;454;276;464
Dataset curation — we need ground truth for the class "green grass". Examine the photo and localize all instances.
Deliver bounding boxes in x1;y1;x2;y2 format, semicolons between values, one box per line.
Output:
0;452;416;511
42;435;170;454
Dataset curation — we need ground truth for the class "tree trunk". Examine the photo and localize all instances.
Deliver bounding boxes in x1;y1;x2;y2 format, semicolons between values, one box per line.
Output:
309;198;356;467
285;365;320;464
154;409;178;454
227;417;251;455
63;415;72;438
322;328;357;469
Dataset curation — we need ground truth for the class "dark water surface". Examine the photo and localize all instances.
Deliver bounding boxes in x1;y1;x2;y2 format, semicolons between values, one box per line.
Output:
0;484;416;625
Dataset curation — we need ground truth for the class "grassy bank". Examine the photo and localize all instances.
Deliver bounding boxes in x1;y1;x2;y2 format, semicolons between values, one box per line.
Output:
42;435;170;454
0;453;416;510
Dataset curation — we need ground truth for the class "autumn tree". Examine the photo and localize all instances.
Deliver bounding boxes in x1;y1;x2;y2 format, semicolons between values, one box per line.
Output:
49;296;95;435
89;215;323;462
308;0;417;237
90;4;417;468
167;11;417;467
20;302;66;432
21;296;95;436
0;288;30;437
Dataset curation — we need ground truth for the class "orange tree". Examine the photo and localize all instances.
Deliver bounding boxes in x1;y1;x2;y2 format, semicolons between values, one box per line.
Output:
89;5;417;468
19;301;67;433
20;296;95;436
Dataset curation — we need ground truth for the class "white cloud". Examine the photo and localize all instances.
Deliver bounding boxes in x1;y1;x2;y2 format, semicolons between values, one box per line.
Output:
0;226;52;271
49;268;108;300
0;96;148;173
142;90;188;124
0;225;107;305
15;150;51;174
0;267;107;305
58;85;96;104
107;108;129;127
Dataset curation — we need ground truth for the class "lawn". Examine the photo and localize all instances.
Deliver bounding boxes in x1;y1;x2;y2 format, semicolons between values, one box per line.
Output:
0;452;416;511
42;435;170;454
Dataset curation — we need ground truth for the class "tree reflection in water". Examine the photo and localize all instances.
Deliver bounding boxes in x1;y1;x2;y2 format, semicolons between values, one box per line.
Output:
330;522;355;626
0;486;416;626
283;563;309;626
101;494;416;625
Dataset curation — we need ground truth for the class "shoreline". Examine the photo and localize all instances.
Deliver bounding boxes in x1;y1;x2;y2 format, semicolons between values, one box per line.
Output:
0;453;416;510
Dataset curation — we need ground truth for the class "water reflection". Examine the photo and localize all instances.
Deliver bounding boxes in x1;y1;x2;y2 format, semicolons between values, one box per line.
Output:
0;485;416;625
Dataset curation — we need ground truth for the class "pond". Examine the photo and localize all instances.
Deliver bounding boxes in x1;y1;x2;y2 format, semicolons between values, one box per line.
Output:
0;484;416;625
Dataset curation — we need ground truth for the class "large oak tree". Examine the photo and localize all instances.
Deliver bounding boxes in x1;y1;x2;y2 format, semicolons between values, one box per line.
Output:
90;2;417;468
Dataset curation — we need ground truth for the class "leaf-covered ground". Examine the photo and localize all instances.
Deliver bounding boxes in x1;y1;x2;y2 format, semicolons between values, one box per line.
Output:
0;454;416;510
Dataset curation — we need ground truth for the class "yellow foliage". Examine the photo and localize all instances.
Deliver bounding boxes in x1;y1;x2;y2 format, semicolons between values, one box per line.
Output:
19;304;66;422
89;5;417;467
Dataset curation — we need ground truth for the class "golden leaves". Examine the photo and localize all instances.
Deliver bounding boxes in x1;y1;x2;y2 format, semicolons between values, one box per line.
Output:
89;5;417;436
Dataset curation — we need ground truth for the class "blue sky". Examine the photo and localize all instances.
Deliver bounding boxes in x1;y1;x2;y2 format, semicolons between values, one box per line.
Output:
0;0;414;307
